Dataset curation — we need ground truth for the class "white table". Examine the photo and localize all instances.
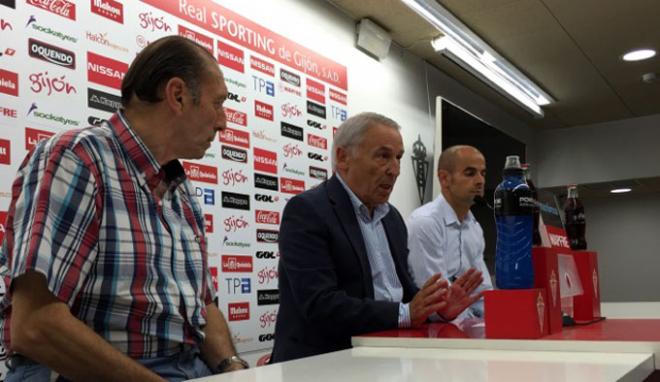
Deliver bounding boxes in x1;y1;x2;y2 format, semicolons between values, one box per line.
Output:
188;347;653;381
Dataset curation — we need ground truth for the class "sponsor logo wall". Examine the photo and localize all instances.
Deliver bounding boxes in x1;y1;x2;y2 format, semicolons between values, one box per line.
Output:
0;0;348;363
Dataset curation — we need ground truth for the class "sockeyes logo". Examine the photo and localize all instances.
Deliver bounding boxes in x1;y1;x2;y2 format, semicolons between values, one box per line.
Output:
225;107;247;127
253;147;277;174
204;213;213;233
28;16;77;43
280;68;300;87
221;255;253;272
329;88;347;105
87;51;127;90
254;100;274;121
281;103;302;119
221;145;248;163
27;0;76;20
0;106;17;119
26;102;79;126
223;215;249;233
307;101;326;119
88;87;121;113
254;173;278;191
252;76;274;97
257;289;280;306
0;69;18;97
91;0;123;24
178;25;213;53
183;162;218;184
217;40;244;73
306;78;325;104
221;191;250;210
25;127;55;150
28;38;76;70
228;302;250;321
250;55;274;77
255;210;280;225
0;139;10;165
280;178;305;195
219;127;250;149
256;229;279;243
307;134;327;150
309;166;328;181
282;143;303;158
222;168;248;187
280;122;303;141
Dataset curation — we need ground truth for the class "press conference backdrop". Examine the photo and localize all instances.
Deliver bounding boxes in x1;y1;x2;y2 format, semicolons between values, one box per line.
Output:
0;0;349;377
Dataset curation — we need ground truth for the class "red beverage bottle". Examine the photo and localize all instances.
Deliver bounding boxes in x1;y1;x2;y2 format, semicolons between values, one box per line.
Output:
522;164;541;246
564;185;587;250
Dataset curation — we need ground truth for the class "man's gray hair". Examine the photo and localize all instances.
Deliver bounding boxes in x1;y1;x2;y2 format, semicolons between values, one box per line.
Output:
331;112;401;170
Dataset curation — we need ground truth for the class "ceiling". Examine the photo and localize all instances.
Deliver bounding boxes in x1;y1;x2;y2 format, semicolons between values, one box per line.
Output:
326;0;660;129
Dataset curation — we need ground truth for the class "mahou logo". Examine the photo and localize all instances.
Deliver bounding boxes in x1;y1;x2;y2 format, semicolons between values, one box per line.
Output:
222;168;248;187
178;25;212;54
228;302;250;321
25;127;55;150
329;88;347;105
0;211;7;244
0;138;10;165
255;210;280;225
0;69;18;97
221;255;253;272
217;40;244;73
29;71;76;96
253;147;277;174
219;127;250;149
280;178;305;195
204;213;213;233
91;0;123;24
281;103;302;119
87;51;127;90
254;100;274;121
306;78;325;104
307;134;327;150
183;161;218;184
27;0;76;21
223;215;249;233
250;55;274;77
224;107;247;127
282;143;303;158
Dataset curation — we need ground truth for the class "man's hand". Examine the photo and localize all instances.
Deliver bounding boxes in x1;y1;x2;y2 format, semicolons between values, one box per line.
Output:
409;273;448;327
437;268;484;321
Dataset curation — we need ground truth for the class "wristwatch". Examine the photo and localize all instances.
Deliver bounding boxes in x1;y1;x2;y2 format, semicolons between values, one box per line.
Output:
215;355;249;373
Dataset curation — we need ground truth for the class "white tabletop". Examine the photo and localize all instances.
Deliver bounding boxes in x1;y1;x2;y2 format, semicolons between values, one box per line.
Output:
188;347;653;382
601;302;660;319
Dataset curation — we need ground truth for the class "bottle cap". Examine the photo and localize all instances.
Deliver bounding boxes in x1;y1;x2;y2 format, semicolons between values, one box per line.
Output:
504;155;521;169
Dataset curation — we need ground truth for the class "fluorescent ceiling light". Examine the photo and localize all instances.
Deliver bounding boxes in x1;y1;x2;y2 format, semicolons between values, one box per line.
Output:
622;49;656;62
610;188;632;194
401;0;554;117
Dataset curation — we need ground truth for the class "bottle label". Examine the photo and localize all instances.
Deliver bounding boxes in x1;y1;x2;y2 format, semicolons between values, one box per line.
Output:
494;193;535;216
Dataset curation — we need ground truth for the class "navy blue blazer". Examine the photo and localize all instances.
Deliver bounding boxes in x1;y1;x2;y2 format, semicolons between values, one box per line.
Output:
271;175;419;362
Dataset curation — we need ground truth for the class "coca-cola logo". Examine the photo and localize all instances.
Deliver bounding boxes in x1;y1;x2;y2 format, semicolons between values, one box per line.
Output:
139;11;171;32
0;139;10;165
255;210;280;225
0;69;18;97
219;127;250;149
253;147;277;174
221;146;248;163
257;265;278;285
178;24;212;53
256;251;278;259
329;88;347;105
254;100;274;121
87;51;127;90
281;103;302;119
259;309;278;328
217;40;244;73
283;143;303;158
254;194;278;203
309;166;328;181
25;127;54;150
257;289;280;306
307;119;327;130
183;162;218;184
228;302;250;321
204;213;213;233
280;122;303;141
221;255;253;272
256;229;279;243
28;38;76;70
222;168;248;186
308;152;328;162
29;71;76;96
223;215;249;233
254;173;279;191
250;55;275;77
258;333;274;342
91;0;123;24
306;78;325;104
27;0;76;21
307;134;327;150
280;68;301;87
224;107;247;127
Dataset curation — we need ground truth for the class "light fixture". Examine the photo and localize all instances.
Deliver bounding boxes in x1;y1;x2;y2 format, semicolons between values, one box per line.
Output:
622;49;656;62
610;188;632;194
401;0;554;117
356;18;392;60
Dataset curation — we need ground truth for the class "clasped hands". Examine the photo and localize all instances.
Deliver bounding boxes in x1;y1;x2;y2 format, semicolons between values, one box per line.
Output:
409;268;484;327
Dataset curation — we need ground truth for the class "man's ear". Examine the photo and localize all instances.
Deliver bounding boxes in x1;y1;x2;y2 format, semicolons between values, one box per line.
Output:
335;146;350;171
164;77;186;114
438;169;450;187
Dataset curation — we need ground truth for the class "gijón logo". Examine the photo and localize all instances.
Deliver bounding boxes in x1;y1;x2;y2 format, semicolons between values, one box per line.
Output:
259;310;277;329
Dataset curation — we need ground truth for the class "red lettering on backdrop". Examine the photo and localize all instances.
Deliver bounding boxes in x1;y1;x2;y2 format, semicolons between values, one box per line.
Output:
142;0;347;90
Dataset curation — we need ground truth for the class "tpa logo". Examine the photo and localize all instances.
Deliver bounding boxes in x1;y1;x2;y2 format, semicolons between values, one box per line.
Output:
256;229;279;243
25;127;55;150
27;0;76;20
0;139;10;165
221;255;253;272
306;78;325;104
91;0;124;24
307;134;327;150
250;56;274;77
0;69;18;97
228;302;250;321
225;277;251;294
217;40;244;73
252;76;275;97
253;147;277;174
254;194;278;203
331;105;348;122
183;162;218;184
329;88;347;105
282;143;303;158
87;51;127;90
178;25;213;54
254;100;274;121
223;215;249;233
255;210;280;225
224;107;247;127
254;173;279;191
204;213;213;233
28;38;76;70
195;187;215;205
221;146;248;163
281;103;302;119
219;127;250;149
222;168;248;187
29;71;76;96
138;11;171;32
280;178;305;195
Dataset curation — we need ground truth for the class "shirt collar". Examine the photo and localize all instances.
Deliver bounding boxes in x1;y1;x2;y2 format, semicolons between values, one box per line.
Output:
336;173;390;223
437;193;475;227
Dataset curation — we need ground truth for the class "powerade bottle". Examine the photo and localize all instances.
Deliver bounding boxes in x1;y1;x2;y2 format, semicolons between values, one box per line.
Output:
494;155;535;289
564;185;587;250
522;163;542;246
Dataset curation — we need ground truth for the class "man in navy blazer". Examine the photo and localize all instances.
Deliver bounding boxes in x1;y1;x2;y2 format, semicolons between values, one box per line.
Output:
271;112;484;362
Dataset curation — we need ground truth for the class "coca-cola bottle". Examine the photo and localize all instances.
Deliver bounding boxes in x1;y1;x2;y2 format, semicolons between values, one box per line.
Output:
522;164;542;246
564;185;587;250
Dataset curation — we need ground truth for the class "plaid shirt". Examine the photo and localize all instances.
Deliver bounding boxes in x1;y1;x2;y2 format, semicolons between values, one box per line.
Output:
0;112;215;358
